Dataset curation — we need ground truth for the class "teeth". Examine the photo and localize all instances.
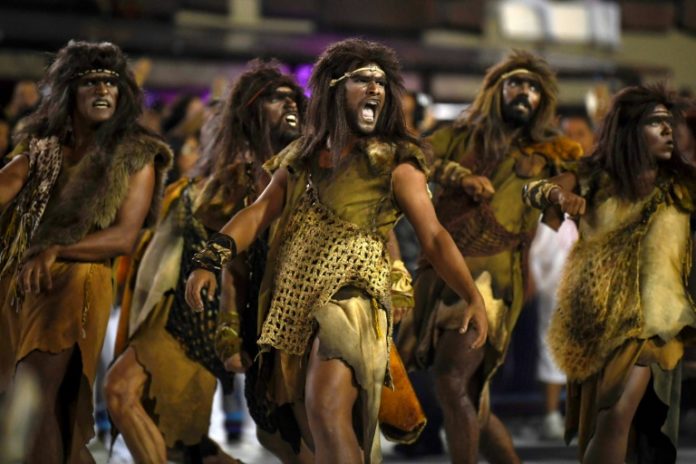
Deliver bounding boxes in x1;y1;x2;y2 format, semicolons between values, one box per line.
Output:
362;107;375;123
285;114;297;127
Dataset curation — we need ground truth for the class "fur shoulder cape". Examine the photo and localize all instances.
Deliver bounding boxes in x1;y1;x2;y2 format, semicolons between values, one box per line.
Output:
28;133;172;253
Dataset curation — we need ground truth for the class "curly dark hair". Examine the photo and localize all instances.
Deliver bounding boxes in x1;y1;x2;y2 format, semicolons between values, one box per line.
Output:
582;83;691;201
16;40;144;149
456;49;559;176
192;59;306;178
301;38;421;162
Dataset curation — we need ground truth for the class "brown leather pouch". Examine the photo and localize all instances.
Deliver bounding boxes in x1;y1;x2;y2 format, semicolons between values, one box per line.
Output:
378;344;427;444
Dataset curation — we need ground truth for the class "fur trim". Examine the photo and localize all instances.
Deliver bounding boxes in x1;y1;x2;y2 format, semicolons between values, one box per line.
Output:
520;135;584;164
28;133;172;254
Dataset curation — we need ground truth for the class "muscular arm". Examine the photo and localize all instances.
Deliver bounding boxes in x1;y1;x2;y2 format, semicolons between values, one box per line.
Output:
56;163;156;260
217;167;288;253
186;168;288;310
392;162;487;347
0;155;30;210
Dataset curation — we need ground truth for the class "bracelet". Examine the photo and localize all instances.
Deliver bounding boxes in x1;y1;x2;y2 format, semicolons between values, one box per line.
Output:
191;232;237;272
523;179;560;210
215;310;242;361
433;160;472;188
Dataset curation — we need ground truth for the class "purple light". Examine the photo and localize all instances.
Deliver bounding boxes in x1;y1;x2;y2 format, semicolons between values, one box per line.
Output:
293;63;313;98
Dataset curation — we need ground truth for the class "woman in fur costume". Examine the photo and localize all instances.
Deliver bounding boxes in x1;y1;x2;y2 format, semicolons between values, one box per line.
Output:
523;84;696;463
0;41;171;463
185;38;487;463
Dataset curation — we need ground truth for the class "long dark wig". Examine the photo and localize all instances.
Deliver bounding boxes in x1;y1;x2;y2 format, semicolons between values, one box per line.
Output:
581;83;691;201
456;49;559;176
300;38;422;163
191;59;306;179
16;40;145;150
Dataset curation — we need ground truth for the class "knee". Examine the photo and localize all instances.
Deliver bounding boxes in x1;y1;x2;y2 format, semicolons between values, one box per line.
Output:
435;373;467;396
435;373;478;411
103;367;141;417
305;393;351;433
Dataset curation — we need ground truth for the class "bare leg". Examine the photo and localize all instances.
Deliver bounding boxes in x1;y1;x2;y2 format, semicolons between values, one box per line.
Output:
583;365;651;464
15;348;76;464
432;328;485;464
304;336;362;464
256;428;314;464
545;382;564;414
104;347;166;463
480;413;521;464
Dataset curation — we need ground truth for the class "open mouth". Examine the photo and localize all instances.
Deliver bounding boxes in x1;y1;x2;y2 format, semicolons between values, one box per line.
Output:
92;99;111;109
284;113;298;128
361;100;380;124
514;101;530;112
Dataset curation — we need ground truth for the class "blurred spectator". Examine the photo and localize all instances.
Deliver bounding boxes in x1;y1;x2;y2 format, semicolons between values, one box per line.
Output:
585;82;612;130
139;98;164;135
559;111;595;156
530;220;578;440
161;93;206;183
4;80;39;126
527;109;595;440
401;90;436;138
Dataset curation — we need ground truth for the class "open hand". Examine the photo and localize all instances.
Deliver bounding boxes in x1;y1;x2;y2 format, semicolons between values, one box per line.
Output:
19;245;59;294
458;296;488;349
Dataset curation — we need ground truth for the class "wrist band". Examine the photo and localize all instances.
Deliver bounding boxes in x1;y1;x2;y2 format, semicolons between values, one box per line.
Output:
434;160;473;187
523;179;560;210
192;232;237;272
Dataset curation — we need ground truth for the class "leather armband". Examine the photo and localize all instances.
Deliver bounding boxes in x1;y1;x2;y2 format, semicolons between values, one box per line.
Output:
523;179;560;210
191;232;237;272
432;160;472;188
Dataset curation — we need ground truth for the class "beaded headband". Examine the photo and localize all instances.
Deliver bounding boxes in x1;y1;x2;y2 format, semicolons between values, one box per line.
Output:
329;65;386;88
499;68;539;82
73;68;120;79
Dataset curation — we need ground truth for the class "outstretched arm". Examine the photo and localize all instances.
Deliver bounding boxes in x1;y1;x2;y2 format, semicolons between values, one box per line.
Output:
19;163;156;294
0;155;30;211
217;167;288;252
392;162;487;348
185;167;289;311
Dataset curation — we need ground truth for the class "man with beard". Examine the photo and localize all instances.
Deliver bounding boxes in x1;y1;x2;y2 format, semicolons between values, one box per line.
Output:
104;60;305;463
185;38;487;463
397;50;583;463
0;40;171;463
